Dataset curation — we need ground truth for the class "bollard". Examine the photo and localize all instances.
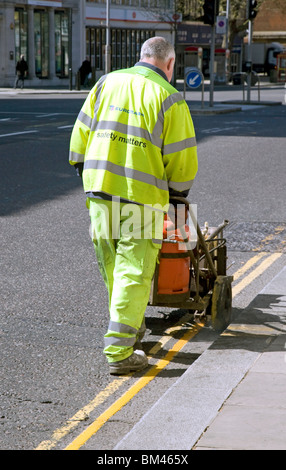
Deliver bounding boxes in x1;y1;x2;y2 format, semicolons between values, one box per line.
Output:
76;71;80;91
69;67;72;91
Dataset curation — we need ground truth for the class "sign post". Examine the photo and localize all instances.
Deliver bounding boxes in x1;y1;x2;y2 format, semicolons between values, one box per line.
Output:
209;24;215;107
184;67;205;108
247;19;253;102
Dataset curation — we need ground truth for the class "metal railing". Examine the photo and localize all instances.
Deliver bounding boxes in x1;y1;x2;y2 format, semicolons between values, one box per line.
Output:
233;71;261;102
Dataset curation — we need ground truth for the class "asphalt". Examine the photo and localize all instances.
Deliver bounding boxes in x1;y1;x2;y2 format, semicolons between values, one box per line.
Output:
114;266;286;450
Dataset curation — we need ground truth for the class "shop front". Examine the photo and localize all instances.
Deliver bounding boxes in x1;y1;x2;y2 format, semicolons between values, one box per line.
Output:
176;22;225;79
83;3;176;83
0;0;82;88
0;0;176;88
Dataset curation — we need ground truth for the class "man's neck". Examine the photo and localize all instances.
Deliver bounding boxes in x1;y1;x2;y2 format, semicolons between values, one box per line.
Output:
134;61;168;82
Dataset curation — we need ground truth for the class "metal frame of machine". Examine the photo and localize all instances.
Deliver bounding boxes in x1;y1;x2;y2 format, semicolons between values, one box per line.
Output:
149;197;233;331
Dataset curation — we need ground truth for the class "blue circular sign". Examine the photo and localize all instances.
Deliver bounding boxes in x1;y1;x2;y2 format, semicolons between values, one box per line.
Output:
186;69;203;89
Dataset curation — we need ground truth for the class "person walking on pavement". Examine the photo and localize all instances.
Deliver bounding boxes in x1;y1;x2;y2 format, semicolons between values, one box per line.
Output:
14;55;28;89
79;58;92;88
69;36;198;375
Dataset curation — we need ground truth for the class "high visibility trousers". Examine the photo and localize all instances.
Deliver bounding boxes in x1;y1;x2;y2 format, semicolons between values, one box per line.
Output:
88;198;163;363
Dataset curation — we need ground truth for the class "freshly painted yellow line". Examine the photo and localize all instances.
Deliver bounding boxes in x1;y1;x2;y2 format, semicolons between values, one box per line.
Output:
232;252;282;297
148;312;194;355
64;322;203;450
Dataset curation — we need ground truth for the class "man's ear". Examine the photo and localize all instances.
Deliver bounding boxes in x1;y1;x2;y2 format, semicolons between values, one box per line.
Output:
167;57;175;73
166;57;175;82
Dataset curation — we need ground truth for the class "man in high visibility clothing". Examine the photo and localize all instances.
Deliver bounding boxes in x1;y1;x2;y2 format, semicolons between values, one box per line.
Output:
69;36;198;375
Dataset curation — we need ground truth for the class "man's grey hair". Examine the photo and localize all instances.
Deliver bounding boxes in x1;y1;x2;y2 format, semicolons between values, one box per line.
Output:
140;36;175;62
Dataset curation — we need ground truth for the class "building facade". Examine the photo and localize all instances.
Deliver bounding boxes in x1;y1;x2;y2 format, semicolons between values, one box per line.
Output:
0;0;177;88
2;0;283;89
253;0;286;45
84;0;177;82
0;0;84;87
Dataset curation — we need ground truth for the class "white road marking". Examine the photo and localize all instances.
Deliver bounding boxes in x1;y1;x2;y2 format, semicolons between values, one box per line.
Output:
0;130;38;138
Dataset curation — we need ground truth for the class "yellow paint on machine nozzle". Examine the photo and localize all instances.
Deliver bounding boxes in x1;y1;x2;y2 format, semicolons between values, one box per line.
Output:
64;322;203;450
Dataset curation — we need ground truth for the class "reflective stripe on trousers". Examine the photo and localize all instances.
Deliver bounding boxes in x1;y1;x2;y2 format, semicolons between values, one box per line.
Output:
88;198;163;363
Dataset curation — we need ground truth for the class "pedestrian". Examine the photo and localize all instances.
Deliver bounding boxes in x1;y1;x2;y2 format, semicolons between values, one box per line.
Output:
69;36;198;375
14;55;28;89
79;58;92;88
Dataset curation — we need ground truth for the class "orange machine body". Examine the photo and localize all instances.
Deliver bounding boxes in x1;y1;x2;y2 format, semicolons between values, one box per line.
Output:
157;218;191;295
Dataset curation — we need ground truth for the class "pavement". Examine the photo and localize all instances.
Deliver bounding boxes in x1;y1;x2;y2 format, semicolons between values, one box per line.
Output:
114;266;286;450
0;75;284;114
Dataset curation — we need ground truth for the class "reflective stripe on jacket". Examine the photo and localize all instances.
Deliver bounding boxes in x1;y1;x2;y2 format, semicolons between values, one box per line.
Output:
69;64;198;209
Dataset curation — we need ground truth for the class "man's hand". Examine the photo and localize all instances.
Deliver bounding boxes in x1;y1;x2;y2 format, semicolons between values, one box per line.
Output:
168;203;188;228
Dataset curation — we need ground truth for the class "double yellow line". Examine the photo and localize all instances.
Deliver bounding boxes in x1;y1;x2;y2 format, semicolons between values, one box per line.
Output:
232;252;282;296
35;251;282;451
65;320;202;451
35;313;201;451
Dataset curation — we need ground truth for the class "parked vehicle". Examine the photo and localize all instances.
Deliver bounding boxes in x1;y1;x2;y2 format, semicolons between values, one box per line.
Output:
243;42;285;75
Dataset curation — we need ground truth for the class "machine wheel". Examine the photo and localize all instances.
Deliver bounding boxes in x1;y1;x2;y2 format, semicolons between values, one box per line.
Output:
211;276;232;331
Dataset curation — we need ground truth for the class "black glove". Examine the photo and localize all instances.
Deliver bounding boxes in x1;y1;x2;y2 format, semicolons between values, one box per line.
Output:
74;162;84;178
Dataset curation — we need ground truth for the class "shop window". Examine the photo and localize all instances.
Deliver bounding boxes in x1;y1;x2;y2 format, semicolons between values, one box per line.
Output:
55;11;69;78
121;30;127;69
14;8;28;63
34;10;49;78
86;27;154;73
95;28;105;71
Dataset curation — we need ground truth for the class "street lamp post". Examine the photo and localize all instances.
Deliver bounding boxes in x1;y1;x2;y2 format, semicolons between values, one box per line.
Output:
68;8;73;90
247;19;253;102
209;24;215;107
105;0;111;74
225;0;230;79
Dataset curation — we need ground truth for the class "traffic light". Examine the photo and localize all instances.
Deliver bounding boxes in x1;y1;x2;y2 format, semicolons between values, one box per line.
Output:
202;0;219;26
248;0;258;20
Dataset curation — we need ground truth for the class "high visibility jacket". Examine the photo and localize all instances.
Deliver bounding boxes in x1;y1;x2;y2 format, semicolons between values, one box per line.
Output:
69;63;198;210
